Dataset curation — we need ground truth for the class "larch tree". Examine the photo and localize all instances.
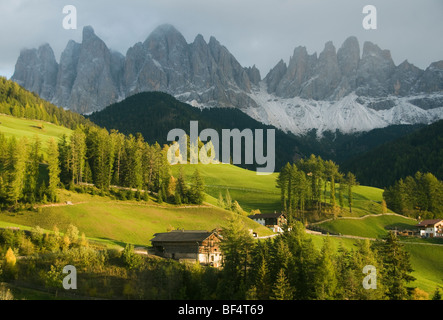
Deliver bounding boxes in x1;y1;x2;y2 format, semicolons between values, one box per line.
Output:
47;137;60;202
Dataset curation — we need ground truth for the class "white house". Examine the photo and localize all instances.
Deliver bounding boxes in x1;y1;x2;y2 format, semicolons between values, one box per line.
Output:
416;219;443;238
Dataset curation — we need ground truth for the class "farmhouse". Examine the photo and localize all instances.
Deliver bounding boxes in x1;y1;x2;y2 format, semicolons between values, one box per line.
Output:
150;230;223;267
248;212;287;233
416;219;443;238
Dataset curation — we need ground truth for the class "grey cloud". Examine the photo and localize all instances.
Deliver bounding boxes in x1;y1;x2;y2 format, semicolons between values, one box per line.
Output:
1;0;442;79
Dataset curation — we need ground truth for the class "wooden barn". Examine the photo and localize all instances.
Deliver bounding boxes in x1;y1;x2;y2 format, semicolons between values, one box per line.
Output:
150;230;223;267
248;212;287;233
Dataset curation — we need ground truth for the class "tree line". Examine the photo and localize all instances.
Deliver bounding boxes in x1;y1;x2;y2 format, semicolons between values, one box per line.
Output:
0;77;93;130
383;171;443;220
0;134;60;206
276;155;358;223
0;126;206;208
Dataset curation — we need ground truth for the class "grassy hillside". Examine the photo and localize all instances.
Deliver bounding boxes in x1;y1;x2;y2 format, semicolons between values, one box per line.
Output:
173;163;390;218
0;113;72;153
0;189;274;248
172;163;281;213
314;214;417;239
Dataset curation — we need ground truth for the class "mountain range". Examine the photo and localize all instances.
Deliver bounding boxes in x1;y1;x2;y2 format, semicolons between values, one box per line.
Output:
11;24;443;136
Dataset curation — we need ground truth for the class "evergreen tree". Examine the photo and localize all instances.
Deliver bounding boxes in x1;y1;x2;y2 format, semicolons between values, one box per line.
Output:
8;137;28;204
314;237;337;300
69;127;87;185
218;215;255;299
224;189;232;211
176;166;189;204
189;169;205;204
24;135;42;203
270;269;293;300
47;138;60;202
376;232;415;300
432;288;442;300
217;192;225;209
346;172;358;213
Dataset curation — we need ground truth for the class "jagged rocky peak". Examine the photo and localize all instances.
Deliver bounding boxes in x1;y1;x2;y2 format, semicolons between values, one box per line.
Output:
244;65;261;86
337;36;360;76
12;43;58;101
414;60;443;94
305;41;341;100
390;60;423;96
82;25;97;41
355;41;396;97
265;59;287;94
144;24;190;62
67;25;122;113
53;40;81;107
274;46;317;98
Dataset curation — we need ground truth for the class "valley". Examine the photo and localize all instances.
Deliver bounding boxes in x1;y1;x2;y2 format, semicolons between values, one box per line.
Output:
1;16;443;300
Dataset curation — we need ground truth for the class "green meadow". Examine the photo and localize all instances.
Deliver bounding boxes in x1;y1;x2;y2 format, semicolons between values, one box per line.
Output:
314;214;418;239
0;114;72;154
0;189;274;248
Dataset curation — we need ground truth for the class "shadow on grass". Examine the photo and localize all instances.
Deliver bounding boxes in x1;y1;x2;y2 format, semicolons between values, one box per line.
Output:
92;237;148;249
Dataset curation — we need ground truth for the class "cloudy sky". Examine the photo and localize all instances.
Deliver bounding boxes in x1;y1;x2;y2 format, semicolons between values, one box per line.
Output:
1;0;442;79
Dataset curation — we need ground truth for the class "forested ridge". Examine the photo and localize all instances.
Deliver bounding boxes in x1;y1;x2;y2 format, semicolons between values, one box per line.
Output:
0;77;93;129
88;91;306;171
343;120;443;188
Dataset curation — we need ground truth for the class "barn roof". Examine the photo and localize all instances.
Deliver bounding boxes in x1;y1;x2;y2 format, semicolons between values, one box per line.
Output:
416;219;443;227
248;212;285;220
150;230;217;243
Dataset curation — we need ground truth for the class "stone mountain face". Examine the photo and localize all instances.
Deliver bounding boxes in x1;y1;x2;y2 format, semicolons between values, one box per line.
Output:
12;25;261;113
11;25;443;135
12;43;58;102
12;24;258;114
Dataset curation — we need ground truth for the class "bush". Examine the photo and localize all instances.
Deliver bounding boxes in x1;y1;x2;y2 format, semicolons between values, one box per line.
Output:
121;244;142;270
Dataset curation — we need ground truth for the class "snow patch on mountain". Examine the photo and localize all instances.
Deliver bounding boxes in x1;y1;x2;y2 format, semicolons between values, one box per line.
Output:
244;82;443;137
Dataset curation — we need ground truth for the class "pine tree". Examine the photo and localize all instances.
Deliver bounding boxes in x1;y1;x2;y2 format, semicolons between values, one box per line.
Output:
176;166;188;204
189;168;205;204
47;138;60;202
219;215;255;299
217;191;225;209
69;128;87;184
315;237;337;300
376;232;415;300
276;163;290;211
255;256;272;300
271;269;293;300
24;135;41;203
8;137;28;204
225;189;232;211
432;288;442;300
346;172;358;213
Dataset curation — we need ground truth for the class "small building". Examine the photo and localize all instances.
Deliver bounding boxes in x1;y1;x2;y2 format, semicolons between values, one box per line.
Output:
416;219;443;238
150;230;223;267
248;212;287;233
